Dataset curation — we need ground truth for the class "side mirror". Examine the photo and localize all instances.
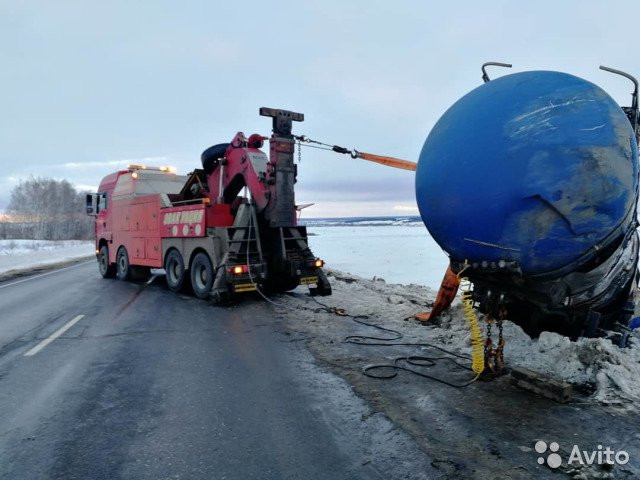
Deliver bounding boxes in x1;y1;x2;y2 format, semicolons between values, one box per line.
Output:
86;193;98;215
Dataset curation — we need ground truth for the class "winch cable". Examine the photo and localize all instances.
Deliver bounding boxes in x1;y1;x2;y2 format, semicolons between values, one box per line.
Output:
294;135;417;171
304;296;479;389
246;259;478;387
245;203;286;308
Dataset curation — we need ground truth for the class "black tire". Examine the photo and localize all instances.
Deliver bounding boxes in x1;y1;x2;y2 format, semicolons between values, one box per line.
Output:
165;249;188;292
201;143;230;175
98;245;116;278
190;252;214;299
116;247;131;281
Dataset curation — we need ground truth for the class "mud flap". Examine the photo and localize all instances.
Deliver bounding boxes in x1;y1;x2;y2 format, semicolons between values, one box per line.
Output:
310;269;332;296
210;257;232;306
211;289;232;306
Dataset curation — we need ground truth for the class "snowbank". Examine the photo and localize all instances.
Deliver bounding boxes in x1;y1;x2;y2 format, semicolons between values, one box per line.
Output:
283;270;640;408
435;307;640;406
0;239;94;276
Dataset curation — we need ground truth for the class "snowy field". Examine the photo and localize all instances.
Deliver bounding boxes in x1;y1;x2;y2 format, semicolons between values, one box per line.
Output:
307;224;449;289
0;218;446;285
0;239;94;275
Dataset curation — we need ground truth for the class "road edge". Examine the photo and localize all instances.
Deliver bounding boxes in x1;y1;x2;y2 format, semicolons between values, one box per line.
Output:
0;255;95;283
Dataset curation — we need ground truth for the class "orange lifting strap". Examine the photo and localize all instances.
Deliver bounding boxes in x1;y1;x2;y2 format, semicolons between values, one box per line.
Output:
354;152;417;171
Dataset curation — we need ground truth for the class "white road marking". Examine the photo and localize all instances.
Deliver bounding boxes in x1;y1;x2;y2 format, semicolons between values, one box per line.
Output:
0;260;93;290
24;314;85;357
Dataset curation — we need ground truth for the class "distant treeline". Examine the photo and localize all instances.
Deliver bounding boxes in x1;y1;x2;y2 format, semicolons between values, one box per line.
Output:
0;177;93;240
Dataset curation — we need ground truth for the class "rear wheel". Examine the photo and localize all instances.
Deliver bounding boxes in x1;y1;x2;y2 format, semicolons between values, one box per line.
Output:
98;245;116;278
190;252;214;299
165;249;188;292
116;247;131;281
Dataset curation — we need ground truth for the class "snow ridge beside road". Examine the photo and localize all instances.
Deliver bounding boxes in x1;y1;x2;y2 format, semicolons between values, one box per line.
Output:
283;270;640;408
0;239;94;277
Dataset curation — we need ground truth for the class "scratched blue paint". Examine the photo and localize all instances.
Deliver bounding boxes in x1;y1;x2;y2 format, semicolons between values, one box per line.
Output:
416;71;638;275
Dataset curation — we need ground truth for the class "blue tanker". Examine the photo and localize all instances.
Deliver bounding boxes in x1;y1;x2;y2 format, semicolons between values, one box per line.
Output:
416;67;640;337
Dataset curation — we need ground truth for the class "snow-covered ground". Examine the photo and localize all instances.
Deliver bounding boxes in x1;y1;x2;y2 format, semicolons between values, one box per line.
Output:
283;271;640;408
0;239;94;276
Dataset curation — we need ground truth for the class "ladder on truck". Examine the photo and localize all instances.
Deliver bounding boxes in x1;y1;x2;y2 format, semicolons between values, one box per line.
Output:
211;200;264;303
278;227;314;263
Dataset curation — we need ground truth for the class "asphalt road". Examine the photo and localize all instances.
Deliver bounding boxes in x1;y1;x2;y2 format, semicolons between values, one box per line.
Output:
0;261;436;480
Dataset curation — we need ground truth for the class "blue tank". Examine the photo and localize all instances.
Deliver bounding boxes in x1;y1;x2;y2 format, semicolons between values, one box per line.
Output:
416;70;638;275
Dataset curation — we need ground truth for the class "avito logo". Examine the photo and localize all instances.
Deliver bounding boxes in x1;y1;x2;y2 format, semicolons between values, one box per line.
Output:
534;440;630;469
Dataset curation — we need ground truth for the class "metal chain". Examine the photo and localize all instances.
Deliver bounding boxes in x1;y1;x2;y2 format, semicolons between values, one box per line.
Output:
483;305;507;375
484;313;495;372
495;305;506;372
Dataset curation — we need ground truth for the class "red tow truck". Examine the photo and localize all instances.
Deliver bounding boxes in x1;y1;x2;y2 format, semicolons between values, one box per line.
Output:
86;107;331;303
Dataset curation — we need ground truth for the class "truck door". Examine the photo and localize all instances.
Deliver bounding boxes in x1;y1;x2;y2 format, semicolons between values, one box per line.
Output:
96;192;111;245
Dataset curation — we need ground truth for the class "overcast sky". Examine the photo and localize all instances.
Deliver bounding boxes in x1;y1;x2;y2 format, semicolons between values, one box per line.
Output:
1;1;639;217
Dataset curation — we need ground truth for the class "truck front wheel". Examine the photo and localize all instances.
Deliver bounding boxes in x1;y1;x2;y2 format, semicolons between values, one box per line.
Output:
165;249;189;292
98;245;116;278
190;252;214;299
116;247;131;281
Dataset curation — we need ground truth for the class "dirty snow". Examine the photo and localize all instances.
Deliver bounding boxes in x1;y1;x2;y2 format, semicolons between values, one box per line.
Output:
283;270;640;408
0;239;94;275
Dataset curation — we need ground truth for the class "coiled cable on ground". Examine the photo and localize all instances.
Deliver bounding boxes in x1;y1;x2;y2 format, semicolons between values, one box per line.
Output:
306;297;478;389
